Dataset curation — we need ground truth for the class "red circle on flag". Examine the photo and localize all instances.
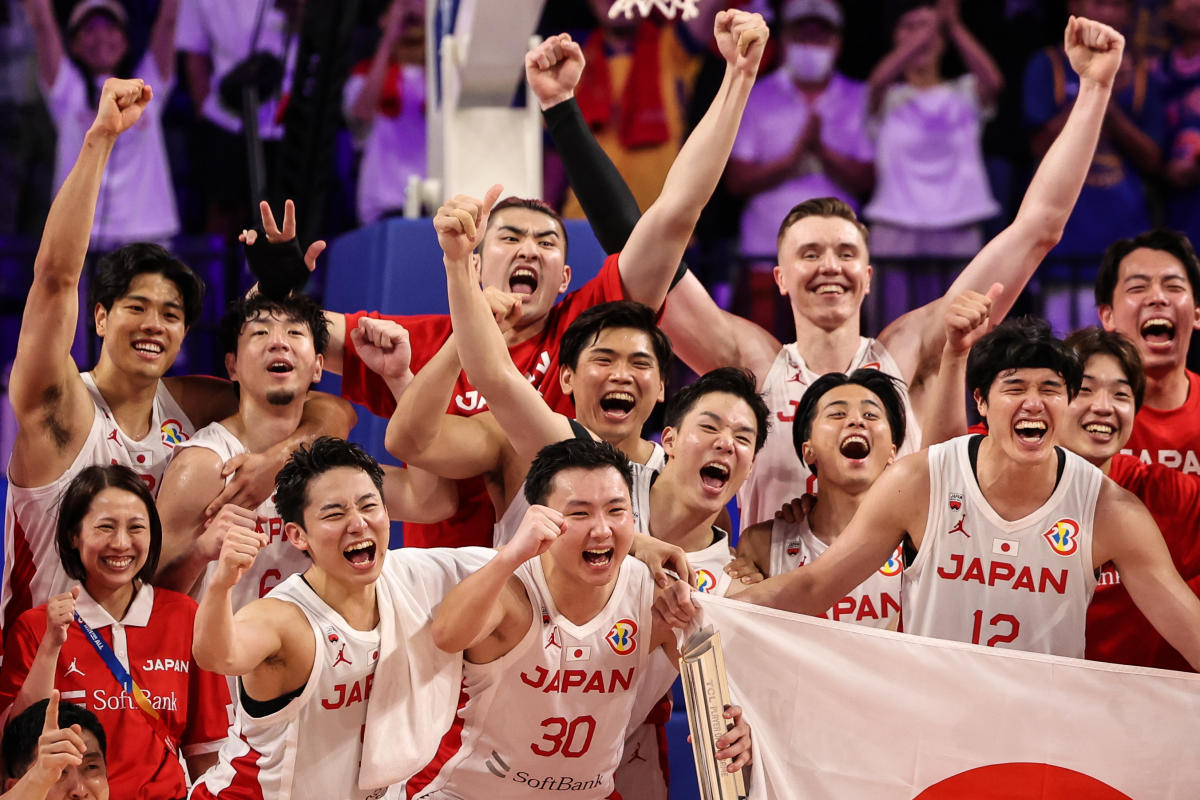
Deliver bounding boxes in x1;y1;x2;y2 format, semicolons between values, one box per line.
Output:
1000;543;1010;552
574;649;583;658
914;763;1130;799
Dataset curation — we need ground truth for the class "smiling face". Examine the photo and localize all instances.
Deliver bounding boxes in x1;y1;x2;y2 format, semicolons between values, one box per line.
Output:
975;368;1069;466
542;466;634;587
69;12;128;75
1058;353;1137;467
1098;247;1200;378
287;467;389;582
802;383;896;494
72;487;151;596
661;392;759;514
774;214;871;332
225;311;323;407
562;327;666;447
477;206;570;326
94;272;187;381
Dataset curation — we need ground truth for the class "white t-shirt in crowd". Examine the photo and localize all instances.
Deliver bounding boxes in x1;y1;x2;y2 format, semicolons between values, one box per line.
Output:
731;69;874;258
46;55;178;248
864;74;999;230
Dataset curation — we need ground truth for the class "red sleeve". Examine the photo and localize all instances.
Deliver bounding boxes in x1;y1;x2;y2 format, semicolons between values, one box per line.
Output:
0;609;45;711
339;310;453;418
553;252;629;318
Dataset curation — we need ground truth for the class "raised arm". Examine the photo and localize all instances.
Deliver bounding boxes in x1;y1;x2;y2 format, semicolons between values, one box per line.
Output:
618;9;768;310
148;0;181;81
940;0;1003;106
1098;483;1200;672
430;505;557;660
381;465;458;524
346;0;407;130
21;0;64;88
8;79;152;489
881;16;1123;387
9;589;78;719
433;189;579;460
866;6;940;112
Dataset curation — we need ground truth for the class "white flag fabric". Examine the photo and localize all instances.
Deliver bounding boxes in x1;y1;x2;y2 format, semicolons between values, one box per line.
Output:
694;593;1200;799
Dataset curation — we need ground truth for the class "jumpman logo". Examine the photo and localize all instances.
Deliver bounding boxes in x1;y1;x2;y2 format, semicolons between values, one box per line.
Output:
64;658;85;677
546;628;561;650
331;644;352;668
949;514;969;538
628;743;647;764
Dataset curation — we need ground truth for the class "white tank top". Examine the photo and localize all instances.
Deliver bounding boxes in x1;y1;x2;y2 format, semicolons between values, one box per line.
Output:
190;574;396;800
409;556;655;799
493;443;665;548
904;436;1101;658
737;339;921;531
3;373;194;632
174;422;310;612
769;518;902;629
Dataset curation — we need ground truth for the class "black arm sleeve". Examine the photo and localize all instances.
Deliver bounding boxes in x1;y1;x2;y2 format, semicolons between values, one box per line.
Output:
543;98;641;254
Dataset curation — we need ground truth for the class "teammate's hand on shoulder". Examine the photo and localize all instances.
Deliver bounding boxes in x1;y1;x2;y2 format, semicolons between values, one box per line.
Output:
526;33;585;110
91;77;151;139
508;505;563;564
715;704;753;773
1065;15;1124;90
44;587;81;648
28;692;87;792
434;184;503;266
351;317;414;381
944;282;1001;358
714;9;768;78
207;452;277;516
723;553;763;585
630;533;696;588
774;494;815;525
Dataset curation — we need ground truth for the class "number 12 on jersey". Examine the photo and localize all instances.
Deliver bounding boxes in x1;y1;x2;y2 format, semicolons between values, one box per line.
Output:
970;610;1019;648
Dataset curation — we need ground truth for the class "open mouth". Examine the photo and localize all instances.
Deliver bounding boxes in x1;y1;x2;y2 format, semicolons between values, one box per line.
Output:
102;555;135;570
266;360;294;374
599;391;636;418
839;434;870;460
509;267;538;296
699;462;730;491
133;341;164;357
343;540;377;567
1141;317;1175;344
1014;419;1048;443
582;547;613;567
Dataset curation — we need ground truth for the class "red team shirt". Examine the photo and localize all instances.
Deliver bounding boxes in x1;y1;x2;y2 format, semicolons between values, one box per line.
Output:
0;585;230;800
1085;454;1200;671
339;253;630;548
1121;369;1200;475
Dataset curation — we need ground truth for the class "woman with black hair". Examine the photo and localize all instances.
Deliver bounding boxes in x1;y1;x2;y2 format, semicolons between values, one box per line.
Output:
0;465;229;800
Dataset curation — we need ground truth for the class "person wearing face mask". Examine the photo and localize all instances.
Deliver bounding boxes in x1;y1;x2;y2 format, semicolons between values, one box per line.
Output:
862;0;1004;328
727;0;874;267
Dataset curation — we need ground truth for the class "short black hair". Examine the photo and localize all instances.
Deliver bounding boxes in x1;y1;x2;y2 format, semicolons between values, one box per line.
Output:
1095;229;1200;306
662;367;770;453
274;437;386;528
793;370;907;463
524;438;633;507
4;698;107;780
966;317;1082;404
90;242;205;327
56;465;161;584
1064;327;1146;412
559;301;673;377
218;293;330;358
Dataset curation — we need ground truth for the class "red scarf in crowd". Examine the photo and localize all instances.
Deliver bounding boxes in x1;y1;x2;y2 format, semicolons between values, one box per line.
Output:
575;20;670;149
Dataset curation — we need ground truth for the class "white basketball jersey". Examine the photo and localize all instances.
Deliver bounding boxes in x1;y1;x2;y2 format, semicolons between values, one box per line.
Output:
190;574;395;800
408;555;655;799
174;422;310;611
737;339;921;531
904;436;1101;658
769;518;902;629
3;373;193;631
493;443;664;547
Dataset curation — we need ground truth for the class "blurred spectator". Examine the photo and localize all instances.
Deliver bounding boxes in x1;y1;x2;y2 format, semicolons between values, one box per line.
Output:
1161;0;1200;245
863;0;1003;324
343;0;426;225
559;0;714;217
1023;0;1165;333
0;0;54;237
176;0;293;236
24;0;179;248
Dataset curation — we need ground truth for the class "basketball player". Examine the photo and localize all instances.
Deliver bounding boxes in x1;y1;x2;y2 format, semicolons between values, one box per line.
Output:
736;370;908;629
154;294;457;610
191;437;493;800
656;15;1126;530
3;79;352;631
660;318;1200;669
405;439;751;799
